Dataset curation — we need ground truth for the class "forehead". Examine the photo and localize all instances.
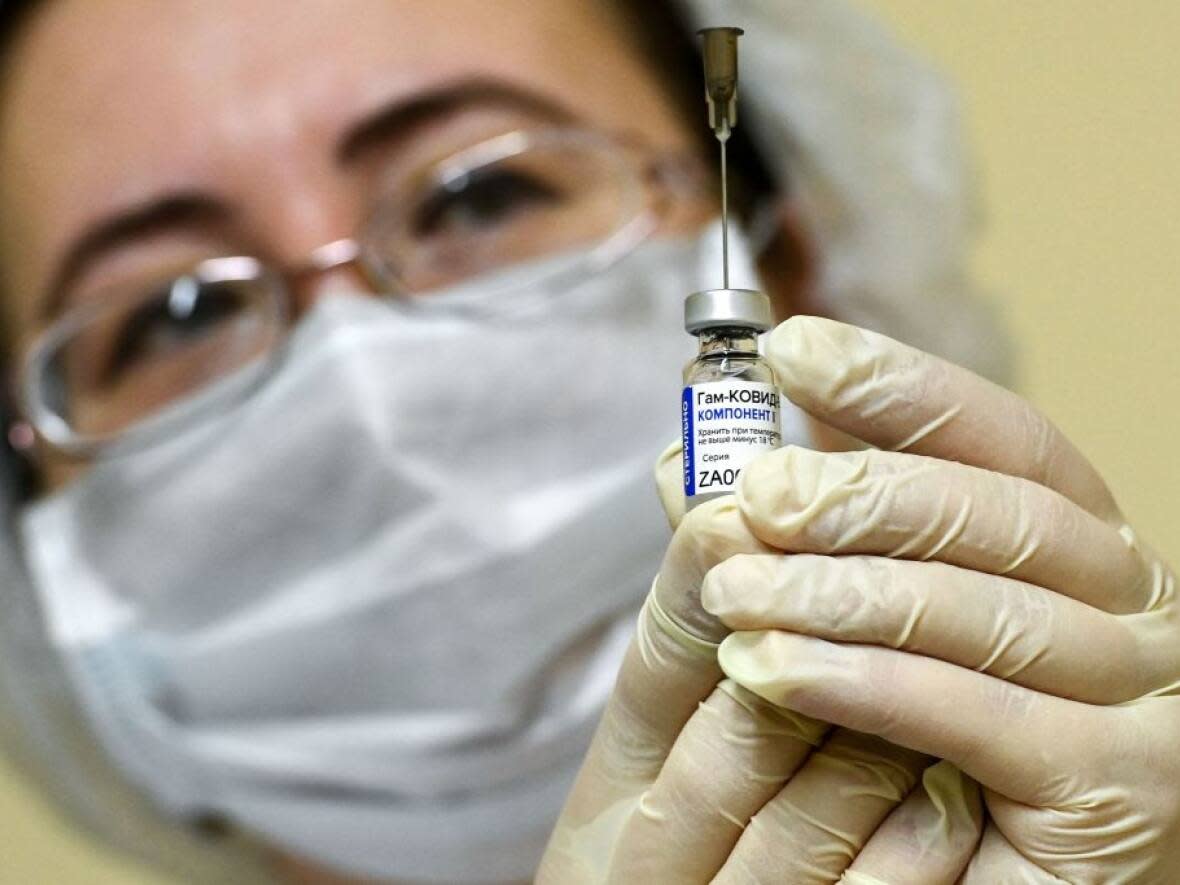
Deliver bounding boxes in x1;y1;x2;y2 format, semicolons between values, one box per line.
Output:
1;0;648;145
0;0;686;324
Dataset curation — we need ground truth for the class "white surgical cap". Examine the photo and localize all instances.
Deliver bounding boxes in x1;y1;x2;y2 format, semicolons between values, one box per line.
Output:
0;1;1012;880
681;0;1013;385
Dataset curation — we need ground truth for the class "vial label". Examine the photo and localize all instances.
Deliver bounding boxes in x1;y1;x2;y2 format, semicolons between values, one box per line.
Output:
682;380;782;498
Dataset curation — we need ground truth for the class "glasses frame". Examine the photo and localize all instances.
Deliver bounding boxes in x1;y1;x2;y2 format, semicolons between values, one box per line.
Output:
15;126;706;460
20;256;289;459
361;128;672;307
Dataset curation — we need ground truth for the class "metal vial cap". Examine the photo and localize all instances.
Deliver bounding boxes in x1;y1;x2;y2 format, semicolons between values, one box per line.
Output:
685;288;774;335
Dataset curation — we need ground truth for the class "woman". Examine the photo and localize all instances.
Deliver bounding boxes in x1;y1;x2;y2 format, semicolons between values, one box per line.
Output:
1;1;1176;882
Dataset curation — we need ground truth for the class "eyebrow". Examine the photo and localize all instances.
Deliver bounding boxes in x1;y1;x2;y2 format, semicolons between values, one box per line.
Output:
40;193;232;322
336;77;576;165
40;78;576;323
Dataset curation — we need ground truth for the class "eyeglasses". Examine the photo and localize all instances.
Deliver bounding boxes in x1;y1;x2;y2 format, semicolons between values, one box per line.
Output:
17;127;702;459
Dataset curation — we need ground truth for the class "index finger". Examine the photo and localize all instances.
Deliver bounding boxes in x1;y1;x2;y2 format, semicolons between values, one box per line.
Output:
539;498;772;875
767;316;1122;524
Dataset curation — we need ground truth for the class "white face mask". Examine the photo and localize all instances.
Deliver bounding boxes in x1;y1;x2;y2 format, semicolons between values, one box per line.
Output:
19;225;810;883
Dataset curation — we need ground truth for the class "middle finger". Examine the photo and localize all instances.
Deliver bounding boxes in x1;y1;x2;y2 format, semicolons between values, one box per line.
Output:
703;553;1171;704
737;446;1150;614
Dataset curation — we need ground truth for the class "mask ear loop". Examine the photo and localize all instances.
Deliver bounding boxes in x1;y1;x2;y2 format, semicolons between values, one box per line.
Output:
2;404;41;502
2;350;33;447
3;323;65;495
7;418;34;454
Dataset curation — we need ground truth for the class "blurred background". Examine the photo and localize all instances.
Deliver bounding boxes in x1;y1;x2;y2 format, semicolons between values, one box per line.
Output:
1;1;1177;880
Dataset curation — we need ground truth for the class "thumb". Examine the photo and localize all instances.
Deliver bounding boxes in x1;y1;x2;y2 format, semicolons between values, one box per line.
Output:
654;438;686;530
538;586;723;881
541;490;772;879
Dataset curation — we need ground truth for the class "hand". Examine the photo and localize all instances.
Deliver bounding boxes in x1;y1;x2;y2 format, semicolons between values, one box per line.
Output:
708;316;1180;883
537;437;983;883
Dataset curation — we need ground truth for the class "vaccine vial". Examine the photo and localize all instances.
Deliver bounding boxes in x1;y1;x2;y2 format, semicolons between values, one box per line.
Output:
682;288;782;509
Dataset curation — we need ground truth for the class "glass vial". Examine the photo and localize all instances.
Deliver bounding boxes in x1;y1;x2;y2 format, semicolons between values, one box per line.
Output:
682;289;782;509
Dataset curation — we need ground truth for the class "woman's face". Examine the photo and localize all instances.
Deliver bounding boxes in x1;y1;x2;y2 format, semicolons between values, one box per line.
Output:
0;0;710;490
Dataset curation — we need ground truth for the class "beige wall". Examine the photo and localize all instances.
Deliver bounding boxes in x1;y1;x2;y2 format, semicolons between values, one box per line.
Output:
858;0;1179;565
0;764;170;883
2;2;1178;881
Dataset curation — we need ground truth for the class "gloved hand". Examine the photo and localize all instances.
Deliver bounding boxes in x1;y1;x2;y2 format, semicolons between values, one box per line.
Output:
707;316;1180;884
537;430;984;882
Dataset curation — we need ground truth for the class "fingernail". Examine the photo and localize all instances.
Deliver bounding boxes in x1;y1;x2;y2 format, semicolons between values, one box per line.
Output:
701;555;786;622
766;315;889;410
717;631;848;708
737;446;868;547
918;761;983;846
699;565;730;617
700;555;762;617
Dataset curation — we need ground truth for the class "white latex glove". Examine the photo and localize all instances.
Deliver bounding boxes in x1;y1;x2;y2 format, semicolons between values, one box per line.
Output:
707;316;1180;884
537;443;983;882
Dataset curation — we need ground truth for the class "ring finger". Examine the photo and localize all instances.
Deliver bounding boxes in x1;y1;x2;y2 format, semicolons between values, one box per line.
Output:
713;729;930;884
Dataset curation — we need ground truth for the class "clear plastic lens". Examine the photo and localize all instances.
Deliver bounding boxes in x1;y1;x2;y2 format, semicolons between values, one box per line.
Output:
23;129;660;455
26;259;284;449
364;131;647;295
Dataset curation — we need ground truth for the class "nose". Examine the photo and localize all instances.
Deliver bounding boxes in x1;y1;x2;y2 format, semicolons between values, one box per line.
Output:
287;238;380;315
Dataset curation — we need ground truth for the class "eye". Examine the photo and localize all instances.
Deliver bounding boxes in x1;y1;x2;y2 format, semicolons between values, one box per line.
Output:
101;276;249;383
411;167;562;238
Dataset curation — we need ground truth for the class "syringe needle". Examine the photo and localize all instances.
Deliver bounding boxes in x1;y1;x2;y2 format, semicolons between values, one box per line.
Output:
698;26;744;292
720;137;729;289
